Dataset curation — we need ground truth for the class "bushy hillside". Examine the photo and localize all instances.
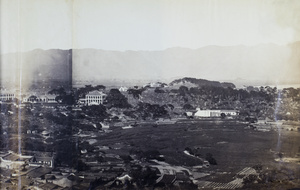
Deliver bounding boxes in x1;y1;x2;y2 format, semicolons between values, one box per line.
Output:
169;77;235;88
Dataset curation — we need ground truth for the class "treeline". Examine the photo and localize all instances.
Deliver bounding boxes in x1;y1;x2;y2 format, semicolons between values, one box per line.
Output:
45;83;300;121
172;85;277;102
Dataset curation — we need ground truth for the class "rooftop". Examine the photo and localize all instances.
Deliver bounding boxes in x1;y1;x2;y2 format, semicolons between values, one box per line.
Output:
86;90;106;96
25;167;52;178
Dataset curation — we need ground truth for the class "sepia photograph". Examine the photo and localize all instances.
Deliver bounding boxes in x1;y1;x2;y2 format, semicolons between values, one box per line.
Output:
0;0;300;189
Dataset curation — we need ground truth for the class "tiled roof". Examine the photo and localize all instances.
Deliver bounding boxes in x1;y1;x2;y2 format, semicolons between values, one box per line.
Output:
86;90;106;96
26;167;52;178
46;94;57;99
156;174;176;184
33;156;53;162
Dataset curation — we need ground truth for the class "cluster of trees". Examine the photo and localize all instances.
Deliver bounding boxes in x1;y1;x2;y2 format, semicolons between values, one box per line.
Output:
49;86;132;108
43;83;300;122
130;165;158;188
177;85;276;102
283;87;300;101
48;87;75;105
81;105;108;121
169;77;235;88
136;102;168;120
205;153;217;165
50;83;277;106
127;88;146;99
105;89;131;108
48;87;67;96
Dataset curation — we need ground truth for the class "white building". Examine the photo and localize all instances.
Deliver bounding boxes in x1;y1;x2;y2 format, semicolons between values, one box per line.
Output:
23;94;57;103
40;94;57;103
23;95;37;103
85;90;106;106
0;92;15;101
143;82;168;88
194;108;238;117
119;86;128;92
37;94;57;103
0;151;32;169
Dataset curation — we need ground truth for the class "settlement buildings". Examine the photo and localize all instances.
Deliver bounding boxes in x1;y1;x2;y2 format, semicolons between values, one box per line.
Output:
1;90;107;107
0;151;54;169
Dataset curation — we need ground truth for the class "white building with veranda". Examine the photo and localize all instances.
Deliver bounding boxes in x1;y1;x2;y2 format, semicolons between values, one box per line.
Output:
0;92;15;101
85;90;106;105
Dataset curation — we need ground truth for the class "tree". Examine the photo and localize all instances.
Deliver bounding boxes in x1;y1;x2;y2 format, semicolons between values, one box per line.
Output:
170;89;179;94
82;105;108;120
221;113;226;119
55;94;75;105
105;89;131;108
151;104;168;118
76;160;90;171
179;86;189;96
154;87;165;93
243;174;258;185
28;95;38;102
205;153;217;165
127;88;145;99
95;85;106;90
48;87;66;96
75;85;106;99
166;104;174;110
183;104;194;110
137;102;168;119
131;166;157;188
62;94;75;105
189;87;201;95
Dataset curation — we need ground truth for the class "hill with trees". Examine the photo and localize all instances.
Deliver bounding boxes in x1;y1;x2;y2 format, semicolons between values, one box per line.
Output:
169;77;235;88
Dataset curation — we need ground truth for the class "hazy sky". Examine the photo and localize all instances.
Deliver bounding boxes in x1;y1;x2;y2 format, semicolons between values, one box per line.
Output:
1;0;300;53
1;0;300;85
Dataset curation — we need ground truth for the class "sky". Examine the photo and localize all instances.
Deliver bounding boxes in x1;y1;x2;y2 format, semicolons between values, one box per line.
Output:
1;0;300;53
1;0;300;85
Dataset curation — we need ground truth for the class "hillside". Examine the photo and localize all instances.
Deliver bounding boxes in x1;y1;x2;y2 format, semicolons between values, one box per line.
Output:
169;77;235;88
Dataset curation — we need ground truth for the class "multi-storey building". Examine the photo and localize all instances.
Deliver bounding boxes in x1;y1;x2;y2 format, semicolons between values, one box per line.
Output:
0;92;15;101
85;90;106;106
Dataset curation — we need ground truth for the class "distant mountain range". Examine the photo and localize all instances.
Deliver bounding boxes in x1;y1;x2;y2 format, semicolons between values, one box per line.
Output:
1;42;299;88
1;49;72;88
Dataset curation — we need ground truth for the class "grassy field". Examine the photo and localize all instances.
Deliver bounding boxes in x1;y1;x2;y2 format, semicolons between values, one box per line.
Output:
101;121;298;163
92;120;300;186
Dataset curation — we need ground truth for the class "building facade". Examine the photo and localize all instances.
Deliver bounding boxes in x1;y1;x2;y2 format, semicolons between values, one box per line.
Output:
0;92;15;101
85;90;106;106
194;108;238;117
23;94;57;103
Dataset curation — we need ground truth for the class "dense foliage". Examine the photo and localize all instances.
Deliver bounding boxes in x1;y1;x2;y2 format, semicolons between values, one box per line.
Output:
105;89;131;108
170;77;236;88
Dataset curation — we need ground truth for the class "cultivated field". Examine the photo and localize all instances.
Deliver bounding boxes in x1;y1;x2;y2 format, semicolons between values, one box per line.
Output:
94;120;300;187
